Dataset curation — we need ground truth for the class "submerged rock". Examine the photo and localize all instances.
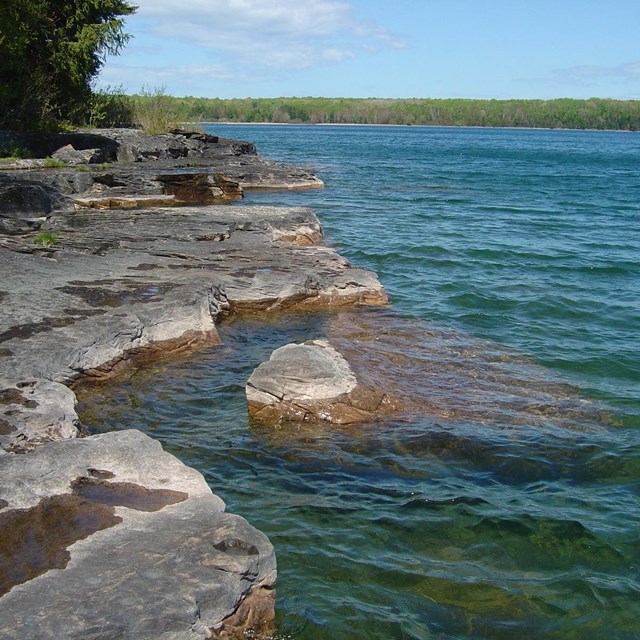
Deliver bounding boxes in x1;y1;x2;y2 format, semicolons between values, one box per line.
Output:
246;309;614;432
0;429;276;639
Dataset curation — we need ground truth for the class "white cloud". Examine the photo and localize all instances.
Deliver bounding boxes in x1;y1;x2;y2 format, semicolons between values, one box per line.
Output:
130;0;404;71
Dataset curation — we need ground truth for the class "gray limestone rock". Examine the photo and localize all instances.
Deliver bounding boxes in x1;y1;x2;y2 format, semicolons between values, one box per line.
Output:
247;339;357;405
0;175;51;233
0;204;386;449
0;378;81;453
246;339;393;425
4;128;323;199
0;173;71;233
0;133;386;637
0;429;276;639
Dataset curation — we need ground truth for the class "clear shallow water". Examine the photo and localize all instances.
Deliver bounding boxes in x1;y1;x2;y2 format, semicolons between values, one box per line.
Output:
78;126;640;639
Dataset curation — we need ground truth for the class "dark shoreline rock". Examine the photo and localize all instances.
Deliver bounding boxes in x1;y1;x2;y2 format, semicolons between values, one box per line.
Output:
0;128;323;203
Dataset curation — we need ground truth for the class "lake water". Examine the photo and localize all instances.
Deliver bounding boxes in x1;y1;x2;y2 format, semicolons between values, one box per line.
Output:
79;125;640;639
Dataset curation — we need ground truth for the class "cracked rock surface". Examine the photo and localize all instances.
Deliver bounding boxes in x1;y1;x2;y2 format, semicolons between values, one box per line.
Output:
0;130;386;638
0;429;276;639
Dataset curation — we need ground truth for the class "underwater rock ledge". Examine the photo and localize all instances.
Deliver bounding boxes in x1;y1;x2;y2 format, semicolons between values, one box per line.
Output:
0;129;386;638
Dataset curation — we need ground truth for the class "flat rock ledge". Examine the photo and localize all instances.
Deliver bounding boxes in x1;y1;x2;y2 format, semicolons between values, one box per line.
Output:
0;133;385;638
246;339;399;426
0;429;276;639
0;204;387;452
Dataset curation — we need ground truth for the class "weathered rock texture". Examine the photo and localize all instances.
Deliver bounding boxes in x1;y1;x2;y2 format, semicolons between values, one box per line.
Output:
0;204;386;448
0;129;324;200
0;129;385;449
0;378;81;453
247;309;614;433
0;429;276;639
247;338;399;426
0;173;71;233
0;130;385;638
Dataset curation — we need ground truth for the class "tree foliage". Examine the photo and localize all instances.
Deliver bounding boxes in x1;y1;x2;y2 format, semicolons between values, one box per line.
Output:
153;96;640;131
0;0;136;130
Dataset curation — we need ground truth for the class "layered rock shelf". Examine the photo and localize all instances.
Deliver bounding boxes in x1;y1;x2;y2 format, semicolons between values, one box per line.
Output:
0;129;386;639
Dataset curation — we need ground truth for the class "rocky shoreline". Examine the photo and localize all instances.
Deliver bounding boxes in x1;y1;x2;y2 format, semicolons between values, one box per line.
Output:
0;129;386;638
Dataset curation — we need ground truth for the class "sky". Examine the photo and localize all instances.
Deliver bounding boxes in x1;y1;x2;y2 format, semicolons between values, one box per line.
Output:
99;0;640;100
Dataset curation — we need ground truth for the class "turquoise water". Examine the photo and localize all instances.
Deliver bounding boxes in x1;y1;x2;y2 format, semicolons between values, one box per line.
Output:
80;126;640;639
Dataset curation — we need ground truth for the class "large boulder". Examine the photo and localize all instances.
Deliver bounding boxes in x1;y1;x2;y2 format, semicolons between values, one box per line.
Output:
51;144;106;165
0;429;277;639
246;339;397;425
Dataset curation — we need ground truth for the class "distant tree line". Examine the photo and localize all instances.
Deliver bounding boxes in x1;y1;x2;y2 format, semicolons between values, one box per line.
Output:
150;96;640;131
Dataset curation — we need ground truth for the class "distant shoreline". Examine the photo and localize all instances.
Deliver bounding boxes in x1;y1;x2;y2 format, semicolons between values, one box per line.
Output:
196;121;638;133
156;96;640;131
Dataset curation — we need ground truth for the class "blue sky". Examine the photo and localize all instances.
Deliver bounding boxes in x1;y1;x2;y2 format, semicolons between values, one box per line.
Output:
99;0;640;100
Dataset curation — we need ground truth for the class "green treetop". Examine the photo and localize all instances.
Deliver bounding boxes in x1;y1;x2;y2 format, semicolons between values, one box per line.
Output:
0;0;136;130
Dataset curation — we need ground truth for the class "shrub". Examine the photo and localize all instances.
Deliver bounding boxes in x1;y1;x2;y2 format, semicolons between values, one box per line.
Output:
34;232;59;248
43;157;67;168
134;86;178;134
89;85;135;128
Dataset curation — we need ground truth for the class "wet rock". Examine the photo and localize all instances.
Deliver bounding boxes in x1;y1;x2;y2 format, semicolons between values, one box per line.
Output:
0;203;386;446
246;339;395;425
0;130;354;637
0;429;276;639
157;172;243;203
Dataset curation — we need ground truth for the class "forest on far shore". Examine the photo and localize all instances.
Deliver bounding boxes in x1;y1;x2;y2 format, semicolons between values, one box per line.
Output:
153;96;640;131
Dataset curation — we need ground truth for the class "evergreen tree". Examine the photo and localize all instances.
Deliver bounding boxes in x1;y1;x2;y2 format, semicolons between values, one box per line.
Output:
0;0;136;129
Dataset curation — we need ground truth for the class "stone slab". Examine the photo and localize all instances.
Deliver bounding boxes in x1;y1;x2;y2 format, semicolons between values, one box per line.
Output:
0;429;276;639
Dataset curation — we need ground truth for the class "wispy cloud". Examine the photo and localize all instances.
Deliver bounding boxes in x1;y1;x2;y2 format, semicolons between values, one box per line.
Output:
547;62;640;87
99;63;239;89
129;0;404;73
